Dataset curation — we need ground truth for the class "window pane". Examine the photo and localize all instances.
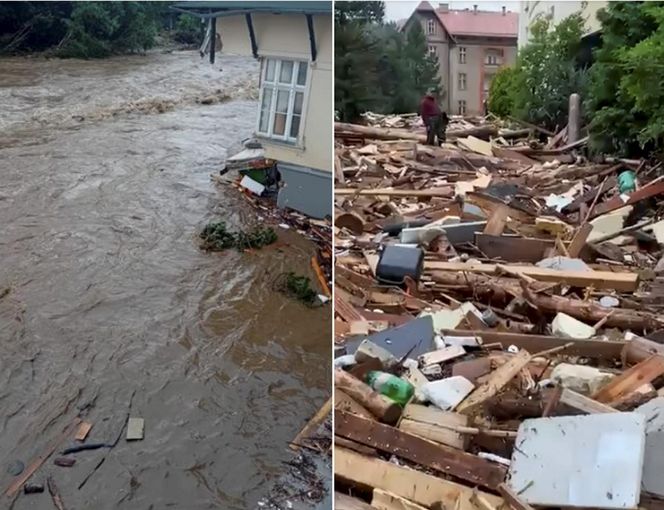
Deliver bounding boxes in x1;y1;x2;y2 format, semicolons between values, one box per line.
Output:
290;114;301;138
259;88;272;133
265;59;275;82
293;92;304;115
273;90;290;135
276;90;289;113
273;114;286;135
279;60;294;83
296;62;307;85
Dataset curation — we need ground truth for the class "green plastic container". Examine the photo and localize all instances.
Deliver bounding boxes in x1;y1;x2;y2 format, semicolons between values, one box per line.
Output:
618;170;636;194
366;371;414;406
239;167;269;185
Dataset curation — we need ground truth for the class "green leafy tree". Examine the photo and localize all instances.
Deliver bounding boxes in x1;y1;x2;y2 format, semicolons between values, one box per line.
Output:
488;66;517;117
587;1;662;156
174;13;202;45
335;1;384;25
511;14;587;131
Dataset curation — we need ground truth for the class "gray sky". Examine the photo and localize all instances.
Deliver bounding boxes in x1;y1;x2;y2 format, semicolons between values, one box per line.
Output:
384;1;521;22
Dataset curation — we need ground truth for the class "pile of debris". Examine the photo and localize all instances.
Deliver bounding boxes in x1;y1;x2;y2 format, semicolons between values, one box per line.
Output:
333;114;664;510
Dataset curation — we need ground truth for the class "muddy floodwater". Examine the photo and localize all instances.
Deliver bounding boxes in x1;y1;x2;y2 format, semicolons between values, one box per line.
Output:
0;51;330;509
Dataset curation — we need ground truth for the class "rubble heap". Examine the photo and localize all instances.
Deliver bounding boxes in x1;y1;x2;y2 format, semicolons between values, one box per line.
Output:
333;114;664;510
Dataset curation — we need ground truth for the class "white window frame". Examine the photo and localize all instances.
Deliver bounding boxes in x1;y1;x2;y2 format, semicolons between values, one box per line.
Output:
428;45;437;56
458;72;467;91
256;58;309;144
459;47;466;64
427;19;435;35
486;52;499;65
458;100;467;116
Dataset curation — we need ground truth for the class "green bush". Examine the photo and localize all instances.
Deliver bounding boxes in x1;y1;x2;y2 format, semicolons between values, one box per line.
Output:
487;66;517;118
511;14;587;131
199;221;277;252
587;2;663;156
174;14;201;45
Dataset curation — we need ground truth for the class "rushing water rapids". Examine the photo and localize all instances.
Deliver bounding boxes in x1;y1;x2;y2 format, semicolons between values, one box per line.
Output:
0;50;331;509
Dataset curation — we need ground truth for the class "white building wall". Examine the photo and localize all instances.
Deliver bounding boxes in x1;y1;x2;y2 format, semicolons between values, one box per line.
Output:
217;13;332;173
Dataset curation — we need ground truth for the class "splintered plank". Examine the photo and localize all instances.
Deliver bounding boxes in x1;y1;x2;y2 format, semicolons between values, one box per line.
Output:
335;447;504;510
482;204;510;236
559;388;617;414
400;404;468;449
335;410;507;490
372;489;429;510
566;223;593;258
425;262;639;292
291;397;331;450
456;350;531;415
592;355;664;404
498;483;536;510
419;345;466;367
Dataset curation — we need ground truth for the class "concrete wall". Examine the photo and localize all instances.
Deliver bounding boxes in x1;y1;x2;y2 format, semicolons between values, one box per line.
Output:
518;1;607;47
217;13;332;173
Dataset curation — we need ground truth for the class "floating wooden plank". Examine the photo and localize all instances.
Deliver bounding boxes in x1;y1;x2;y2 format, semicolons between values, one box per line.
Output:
335;410;507;490
498;483;536;510
311;256;331;297
335;448;504;510
335;492;374;510
372;489;429;510
559;388;618;414
441;330;625;360
126;418;144;441
426;261;639;292
592;355;664;403
457;350;531;415
482;205;510;236
5;417;81;497
419;345;466;367
291;397;332;450
74;421;93;442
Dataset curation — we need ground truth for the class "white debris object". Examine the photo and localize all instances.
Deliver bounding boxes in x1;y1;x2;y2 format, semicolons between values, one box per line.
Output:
507;413;646;509
239;175;265;196
421;376;474;410
552;312;596;339
550;363;615;395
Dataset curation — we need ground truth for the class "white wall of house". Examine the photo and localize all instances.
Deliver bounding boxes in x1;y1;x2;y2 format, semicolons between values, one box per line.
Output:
217;13;332;173
518;1;606;47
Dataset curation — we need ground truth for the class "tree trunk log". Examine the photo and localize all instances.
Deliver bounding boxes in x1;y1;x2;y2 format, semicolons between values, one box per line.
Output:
335;122;498;142
335;369;401;424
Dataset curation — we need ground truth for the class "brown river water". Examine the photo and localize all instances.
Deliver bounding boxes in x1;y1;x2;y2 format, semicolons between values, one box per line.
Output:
0;51;331;509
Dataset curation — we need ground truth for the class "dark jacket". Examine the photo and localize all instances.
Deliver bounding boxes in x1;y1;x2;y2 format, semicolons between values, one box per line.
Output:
420;95;441;119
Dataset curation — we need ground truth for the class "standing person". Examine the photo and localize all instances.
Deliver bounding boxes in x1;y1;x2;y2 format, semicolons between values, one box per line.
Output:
420;89;445;146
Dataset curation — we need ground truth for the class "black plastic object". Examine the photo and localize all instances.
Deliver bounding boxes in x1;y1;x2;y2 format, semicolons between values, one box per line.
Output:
376;245;424;284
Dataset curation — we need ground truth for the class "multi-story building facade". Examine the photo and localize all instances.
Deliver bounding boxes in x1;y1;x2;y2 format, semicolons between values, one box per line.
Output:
402;1;518;116
518;1;607;48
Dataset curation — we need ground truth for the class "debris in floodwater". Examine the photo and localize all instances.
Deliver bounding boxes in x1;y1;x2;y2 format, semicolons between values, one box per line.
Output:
53;457;76;467
23;483;44;494
199;221;277;251
126;417;145;441
7;459;24;476
272;272;319;305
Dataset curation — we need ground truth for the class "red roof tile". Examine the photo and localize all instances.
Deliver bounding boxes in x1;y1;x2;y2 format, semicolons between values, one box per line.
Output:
437;9;518;37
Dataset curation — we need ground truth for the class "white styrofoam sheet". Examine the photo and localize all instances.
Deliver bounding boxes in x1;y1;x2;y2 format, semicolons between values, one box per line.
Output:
507;413;646;509
636;397;664;497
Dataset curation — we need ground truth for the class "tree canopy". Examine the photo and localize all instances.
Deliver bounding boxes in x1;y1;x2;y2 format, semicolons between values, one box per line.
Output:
334;1;441;121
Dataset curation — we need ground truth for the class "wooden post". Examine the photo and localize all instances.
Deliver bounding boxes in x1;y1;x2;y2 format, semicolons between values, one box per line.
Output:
568;93;580;144
209;17;216;64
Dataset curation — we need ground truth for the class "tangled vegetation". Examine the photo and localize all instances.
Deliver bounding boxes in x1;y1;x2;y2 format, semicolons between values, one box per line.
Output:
199;221;277;252
272;272;319;305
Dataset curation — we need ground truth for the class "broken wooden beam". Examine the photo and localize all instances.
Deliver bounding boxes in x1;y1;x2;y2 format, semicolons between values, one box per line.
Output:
335;370;401;424
335;410;507;490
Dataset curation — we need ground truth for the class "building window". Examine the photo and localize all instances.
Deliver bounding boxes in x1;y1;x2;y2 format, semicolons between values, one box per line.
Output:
459;47;466;64
485;49;501;66
257;58;308;143
458;73;467;91
427;19;435;35
458;100;466;116
428;45;437;56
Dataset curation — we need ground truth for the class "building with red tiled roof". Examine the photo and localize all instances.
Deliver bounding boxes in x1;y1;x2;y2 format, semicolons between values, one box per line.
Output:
402;1;518;116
